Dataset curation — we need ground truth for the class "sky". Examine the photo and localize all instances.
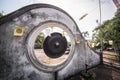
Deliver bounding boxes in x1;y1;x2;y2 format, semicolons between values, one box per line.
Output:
0;0;117;39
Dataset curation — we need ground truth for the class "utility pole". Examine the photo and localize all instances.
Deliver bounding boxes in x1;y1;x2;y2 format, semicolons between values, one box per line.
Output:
99;0;103;64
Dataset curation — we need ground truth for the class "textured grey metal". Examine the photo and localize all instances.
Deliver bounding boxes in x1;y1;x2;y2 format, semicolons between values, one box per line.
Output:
0;4;100;80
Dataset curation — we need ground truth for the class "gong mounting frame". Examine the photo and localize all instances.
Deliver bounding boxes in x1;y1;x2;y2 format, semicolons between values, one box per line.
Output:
0;3;100;80
26;21;75;72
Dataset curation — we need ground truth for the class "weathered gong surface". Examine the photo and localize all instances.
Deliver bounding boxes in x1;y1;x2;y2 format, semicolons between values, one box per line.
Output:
43;32;67;58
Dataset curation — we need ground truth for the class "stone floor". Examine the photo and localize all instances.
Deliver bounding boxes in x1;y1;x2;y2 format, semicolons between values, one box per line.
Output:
34;49;69;65
67;64;120;80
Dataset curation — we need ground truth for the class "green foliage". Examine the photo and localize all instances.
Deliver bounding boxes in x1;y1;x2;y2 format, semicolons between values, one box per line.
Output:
34;32;45;49
67;42;71;47
93;10;120;50
0;12;3;18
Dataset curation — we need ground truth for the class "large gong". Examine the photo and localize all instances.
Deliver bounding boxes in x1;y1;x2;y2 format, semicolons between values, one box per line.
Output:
43;32;67;58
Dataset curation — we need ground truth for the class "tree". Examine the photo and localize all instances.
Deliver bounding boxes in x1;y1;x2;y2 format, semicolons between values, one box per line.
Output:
34;32;45;49
93;10;120;60
0;12;3;18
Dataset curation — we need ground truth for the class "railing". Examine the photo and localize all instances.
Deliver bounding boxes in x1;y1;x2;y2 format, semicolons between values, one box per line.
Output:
103;51;120;69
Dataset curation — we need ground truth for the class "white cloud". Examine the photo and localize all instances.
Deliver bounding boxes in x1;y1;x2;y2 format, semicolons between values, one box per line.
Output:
0;0;117;39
